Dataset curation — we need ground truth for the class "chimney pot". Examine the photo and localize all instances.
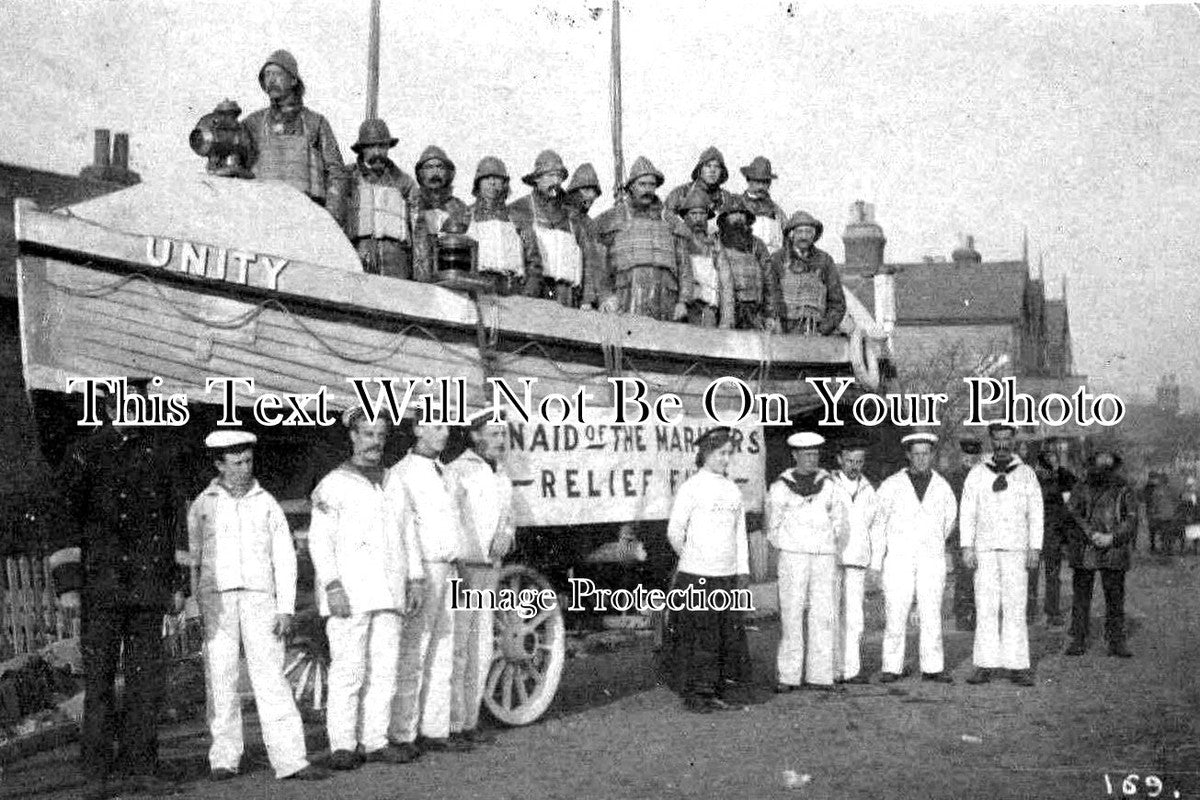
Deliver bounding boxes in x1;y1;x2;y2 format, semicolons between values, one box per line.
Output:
112;133;130;170
93;129;112;168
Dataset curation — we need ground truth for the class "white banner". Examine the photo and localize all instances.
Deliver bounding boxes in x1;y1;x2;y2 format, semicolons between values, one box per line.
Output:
503;415;765;527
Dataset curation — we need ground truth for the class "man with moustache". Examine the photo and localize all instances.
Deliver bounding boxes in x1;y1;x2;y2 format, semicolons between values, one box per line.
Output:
830;439;878;686
714;197;779;331
308;410;424;769
768;432;851;693
767;211;847;336
870;432;958;683
411;146;469;282
388;405;470;756
960;423;1043;686
465;156;530;296
510;150;589;307
343;118;420;279
665;146;736;225
676;186;734;327
244;50;345;219
446;410;516;745
594;156;692;320
564;163;608;309
49;379;189;799
949;438;984;631
738;156;788;253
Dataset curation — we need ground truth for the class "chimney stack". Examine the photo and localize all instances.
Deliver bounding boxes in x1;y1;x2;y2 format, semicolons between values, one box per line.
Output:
81;128;141;186
112;132;130;170
93;129;112;168
951;234;982;268
841;200;888;276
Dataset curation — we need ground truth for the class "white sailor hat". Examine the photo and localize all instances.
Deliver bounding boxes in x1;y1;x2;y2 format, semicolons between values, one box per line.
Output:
204;430;257;450
408;397;449;424
341;406;394;429
786;431;825;449
467;407;505;430
900;431;939;448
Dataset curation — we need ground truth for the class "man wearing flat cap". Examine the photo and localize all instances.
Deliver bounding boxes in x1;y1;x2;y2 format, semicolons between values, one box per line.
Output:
412;145;470;282
465;156;531;296
870;431;958;683
830;439;878;685
188;431;329;782
594;156;693;321
510;150;592;307
738;156;788;253
245;49;345;219
343;118;421;279
664;145;735;225
308;409;424;769
48;378;190;798
959;422;1043;686
446;409;515;744
767;432;851;692
678;186;733;327
949;438;983;631
388;403;470;755
767;210;846;336
715;196;780;331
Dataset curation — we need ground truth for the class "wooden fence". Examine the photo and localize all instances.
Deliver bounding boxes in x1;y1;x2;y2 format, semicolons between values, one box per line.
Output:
0;556;79;661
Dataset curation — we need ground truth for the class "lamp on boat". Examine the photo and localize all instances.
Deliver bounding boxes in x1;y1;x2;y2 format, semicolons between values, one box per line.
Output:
190;99;254;179
431;217;492;292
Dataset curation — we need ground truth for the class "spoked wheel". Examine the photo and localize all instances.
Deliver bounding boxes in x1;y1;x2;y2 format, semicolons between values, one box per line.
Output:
483;564;566;726
284;640;328;719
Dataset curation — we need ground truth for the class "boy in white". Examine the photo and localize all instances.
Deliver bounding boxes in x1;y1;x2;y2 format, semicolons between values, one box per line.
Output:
870;432;958;683
767;431;851;691
830;440;877;685
387;409;468;754
188;431;328;782
960;423;1043;686
308;410;424;770
447;410;516;744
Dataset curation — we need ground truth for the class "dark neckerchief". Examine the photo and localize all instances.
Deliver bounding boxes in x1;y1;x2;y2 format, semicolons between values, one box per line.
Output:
780;469;824;498
345;461;385;487
907;469;932;502
985;457;1019;492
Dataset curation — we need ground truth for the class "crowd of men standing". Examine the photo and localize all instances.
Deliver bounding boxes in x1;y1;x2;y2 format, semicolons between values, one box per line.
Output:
662;423;1140;712
212;49;847;334
48;379;515;799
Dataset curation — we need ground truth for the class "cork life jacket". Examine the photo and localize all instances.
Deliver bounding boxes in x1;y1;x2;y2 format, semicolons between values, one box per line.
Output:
254;109;326;200
347;173;409;242
779;256;827;322
719;245;763;304
608;203;677;275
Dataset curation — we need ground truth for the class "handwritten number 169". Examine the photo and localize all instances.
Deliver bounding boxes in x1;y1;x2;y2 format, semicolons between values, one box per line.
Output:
1104;774;1170;797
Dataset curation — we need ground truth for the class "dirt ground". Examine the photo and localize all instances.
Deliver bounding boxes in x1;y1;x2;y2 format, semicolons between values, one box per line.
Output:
3;553;1198;800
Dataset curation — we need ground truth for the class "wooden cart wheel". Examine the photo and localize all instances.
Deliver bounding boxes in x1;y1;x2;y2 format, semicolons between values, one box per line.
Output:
284;641;328;718
484;564;566;726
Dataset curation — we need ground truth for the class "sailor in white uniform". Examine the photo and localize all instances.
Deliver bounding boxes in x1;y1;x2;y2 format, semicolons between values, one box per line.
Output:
830;439;878;685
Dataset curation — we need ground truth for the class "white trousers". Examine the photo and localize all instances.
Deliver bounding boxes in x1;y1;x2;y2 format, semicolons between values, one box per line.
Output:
973;550;1030;669
200;589;308;778
881;553;945;674
325;610;401;753
391;562;456;742
776;551;838;686
836;567;867;680
450;564;498;734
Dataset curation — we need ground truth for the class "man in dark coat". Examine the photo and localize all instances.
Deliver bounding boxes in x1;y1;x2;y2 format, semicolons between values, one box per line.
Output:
411;145;469;282
510;150;592;307
714;197;778;331
342;118;420;279
1064;448;1136;657
1034;453;1079;627
49;379;190;799
948;438;982;631
664;146;736;224
767;211;846;336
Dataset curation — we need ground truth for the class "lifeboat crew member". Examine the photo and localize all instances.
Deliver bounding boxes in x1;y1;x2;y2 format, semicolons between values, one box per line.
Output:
678;186;732;328
412;145;469;282
715;197;780;331
664;427;752;712
343;118;420;279
949;438;984;631
49;379;189;799
564;162;607;309
188;431;330;782
308;409;424;770
465;157;530;296
738;156;788;253
830;439;878;685
960;422;1043;686
510;150;590;307
446;409;516;744
664;146;736;227
870;431;958;684
388;404;471;755
594;156;692;321
566;162;603;219
244;49;345;220
768;210;847;336
768;432;851;693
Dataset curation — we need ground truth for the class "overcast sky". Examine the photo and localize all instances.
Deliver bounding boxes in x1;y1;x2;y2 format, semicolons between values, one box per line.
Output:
1;1;1197;407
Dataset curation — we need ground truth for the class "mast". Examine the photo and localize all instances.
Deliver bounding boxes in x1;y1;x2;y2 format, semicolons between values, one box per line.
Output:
610;0;625;197
365;0;381;119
